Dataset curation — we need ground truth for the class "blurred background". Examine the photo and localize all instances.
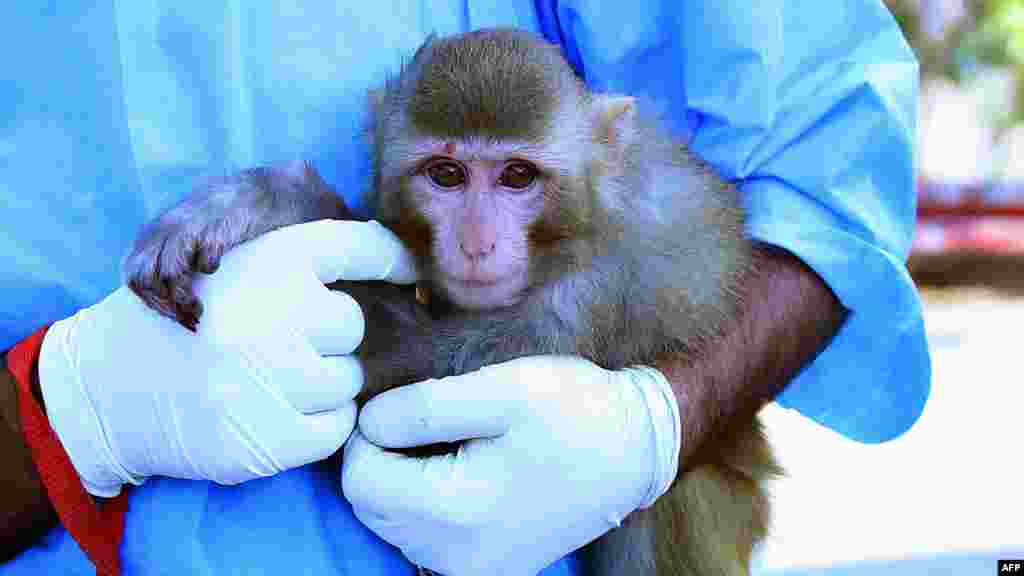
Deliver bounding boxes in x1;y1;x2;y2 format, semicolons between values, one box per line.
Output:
754;1;1024;574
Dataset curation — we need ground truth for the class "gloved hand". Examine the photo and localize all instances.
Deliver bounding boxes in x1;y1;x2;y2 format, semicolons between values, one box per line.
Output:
38;219;417;497
342;355;682;576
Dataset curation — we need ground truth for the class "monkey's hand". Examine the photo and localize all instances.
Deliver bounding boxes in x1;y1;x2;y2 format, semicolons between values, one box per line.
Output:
123;161;350;331
342;357;682;576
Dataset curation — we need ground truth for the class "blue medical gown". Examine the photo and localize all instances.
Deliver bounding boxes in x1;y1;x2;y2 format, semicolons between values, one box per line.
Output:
0;1;930;574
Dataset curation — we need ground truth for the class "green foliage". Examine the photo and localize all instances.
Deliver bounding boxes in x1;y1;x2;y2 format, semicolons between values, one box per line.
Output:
958;1;1024;72
956;1;1024;126
885;0;1024;129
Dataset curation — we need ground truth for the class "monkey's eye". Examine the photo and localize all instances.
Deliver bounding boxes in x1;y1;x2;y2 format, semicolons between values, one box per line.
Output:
425;161;466;189
498;162;539;190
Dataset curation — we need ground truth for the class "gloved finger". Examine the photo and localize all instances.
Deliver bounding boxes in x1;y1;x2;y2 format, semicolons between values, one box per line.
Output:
280;354;365;414
341;429;442;518
298;288;365;356
358;368;519;449
344;429;504;526
279;401;360;468
270;220;418;285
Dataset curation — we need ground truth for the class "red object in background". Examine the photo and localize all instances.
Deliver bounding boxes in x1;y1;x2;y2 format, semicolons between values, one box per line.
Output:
913;180;1024;256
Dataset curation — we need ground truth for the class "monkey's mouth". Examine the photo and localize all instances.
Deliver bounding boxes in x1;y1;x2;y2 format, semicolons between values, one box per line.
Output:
449;269;512;287
455;278;501;287
443;274;527;310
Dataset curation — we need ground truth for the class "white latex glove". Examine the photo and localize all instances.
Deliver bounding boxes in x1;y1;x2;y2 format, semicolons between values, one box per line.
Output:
341;355;682;576
39;220;417;497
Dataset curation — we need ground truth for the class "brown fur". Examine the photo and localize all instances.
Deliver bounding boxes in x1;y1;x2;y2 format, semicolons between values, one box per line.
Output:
404;31;566;140
124;29;783;576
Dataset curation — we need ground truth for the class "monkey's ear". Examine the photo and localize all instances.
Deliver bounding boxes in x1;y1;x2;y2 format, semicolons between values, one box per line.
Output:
593;95;637;154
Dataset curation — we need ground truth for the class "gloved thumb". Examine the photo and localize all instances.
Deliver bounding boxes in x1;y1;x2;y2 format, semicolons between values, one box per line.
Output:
272;220;419;285
358;366;523;449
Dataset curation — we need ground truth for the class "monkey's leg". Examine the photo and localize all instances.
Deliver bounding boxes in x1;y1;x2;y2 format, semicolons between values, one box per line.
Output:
124;161;351;330
584;416;781;576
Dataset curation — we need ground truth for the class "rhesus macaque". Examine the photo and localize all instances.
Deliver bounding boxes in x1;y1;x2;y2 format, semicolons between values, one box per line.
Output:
125;29;782;576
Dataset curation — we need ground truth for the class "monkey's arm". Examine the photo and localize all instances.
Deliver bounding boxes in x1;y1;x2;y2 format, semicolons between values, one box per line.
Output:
662;244;847;467
124;161;351;330
0;357;59;562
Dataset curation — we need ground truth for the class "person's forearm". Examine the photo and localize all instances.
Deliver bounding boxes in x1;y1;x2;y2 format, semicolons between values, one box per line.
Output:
655;243;849;467
0;354;58;562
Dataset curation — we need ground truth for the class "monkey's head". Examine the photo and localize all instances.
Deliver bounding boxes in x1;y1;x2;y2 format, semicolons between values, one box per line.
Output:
368;29;636;312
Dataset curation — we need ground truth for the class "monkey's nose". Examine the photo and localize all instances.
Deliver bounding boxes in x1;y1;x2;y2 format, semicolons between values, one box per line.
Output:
460;242;496;259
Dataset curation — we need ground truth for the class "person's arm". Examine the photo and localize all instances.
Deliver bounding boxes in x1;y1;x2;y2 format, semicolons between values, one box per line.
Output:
539;0;930;442
0;352;58;562
657;243;848;467
1;325;130;575
0;220;417;574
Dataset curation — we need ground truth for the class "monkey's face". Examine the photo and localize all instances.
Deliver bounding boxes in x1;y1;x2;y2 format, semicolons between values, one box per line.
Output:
371;28;599;311
404;143;547;311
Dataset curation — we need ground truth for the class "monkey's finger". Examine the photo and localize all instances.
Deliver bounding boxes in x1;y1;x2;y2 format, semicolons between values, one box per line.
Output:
358;373;515;449
299;289;366;356
282;355;365;414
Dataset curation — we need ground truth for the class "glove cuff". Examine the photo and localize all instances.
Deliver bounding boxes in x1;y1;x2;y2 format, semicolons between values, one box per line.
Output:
39;312;145;497
626;365;682;509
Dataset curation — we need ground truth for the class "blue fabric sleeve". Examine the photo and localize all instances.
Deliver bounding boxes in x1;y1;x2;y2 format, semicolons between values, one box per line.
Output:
0;0;928;573
536;0;932;444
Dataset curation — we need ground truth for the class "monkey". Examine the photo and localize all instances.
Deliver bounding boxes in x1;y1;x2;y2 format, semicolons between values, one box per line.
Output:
123;29;783;576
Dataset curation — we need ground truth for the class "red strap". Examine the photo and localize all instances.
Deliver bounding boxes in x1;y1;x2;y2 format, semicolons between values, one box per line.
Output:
9;326;129;576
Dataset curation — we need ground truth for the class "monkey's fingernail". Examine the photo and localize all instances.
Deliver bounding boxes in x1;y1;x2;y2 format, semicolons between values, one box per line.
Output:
180;314;198;333
415;285;432;306
198;253;221;274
